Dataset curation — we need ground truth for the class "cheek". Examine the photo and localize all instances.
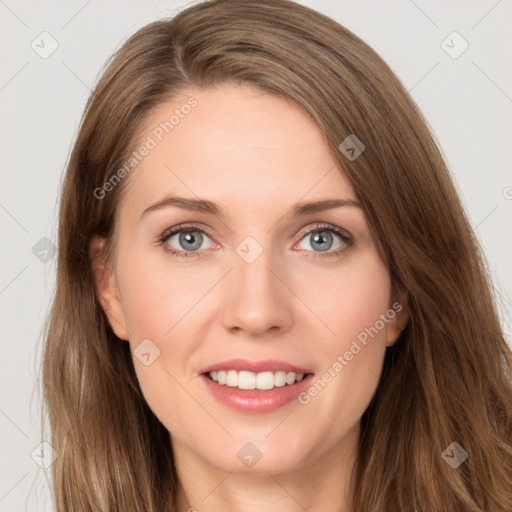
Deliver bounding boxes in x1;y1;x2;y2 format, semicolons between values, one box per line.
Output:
116;248;205;342
333;255;392;368
295;253;391;419
294;251;392;345
115;251;203;432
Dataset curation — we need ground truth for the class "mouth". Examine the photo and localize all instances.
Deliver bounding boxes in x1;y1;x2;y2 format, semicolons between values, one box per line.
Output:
198;359;314;413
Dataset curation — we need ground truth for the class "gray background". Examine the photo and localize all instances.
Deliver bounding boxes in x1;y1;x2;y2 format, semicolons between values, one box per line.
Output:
1;1;511;510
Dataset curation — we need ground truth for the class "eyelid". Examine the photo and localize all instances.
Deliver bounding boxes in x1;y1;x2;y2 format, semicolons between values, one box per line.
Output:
160;222;216;242
295;222;351;242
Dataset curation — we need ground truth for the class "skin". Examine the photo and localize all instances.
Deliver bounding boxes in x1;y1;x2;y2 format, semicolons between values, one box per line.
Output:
92;83;409;512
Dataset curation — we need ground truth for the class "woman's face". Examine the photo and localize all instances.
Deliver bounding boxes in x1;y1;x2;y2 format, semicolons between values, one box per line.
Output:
95;83;407;476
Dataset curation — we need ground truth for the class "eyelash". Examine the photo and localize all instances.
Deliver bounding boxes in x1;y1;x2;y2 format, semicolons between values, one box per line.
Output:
158;222;353;259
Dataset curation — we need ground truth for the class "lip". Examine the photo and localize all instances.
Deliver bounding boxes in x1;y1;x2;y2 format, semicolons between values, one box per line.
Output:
198;358;315;414
198;358;312;375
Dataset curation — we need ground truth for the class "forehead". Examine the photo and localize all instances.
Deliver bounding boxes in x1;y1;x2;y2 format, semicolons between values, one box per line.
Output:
119;84;356;219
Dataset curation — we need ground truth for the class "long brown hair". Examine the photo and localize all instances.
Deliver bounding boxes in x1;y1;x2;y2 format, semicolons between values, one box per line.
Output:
41;0;512;510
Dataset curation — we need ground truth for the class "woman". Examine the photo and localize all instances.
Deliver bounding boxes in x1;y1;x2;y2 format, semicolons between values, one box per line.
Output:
42;0;512;510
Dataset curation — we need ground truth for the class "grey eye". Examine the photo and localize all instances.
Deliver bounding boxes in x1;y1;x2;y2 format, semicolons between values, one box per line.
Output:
298;230;343;252
166;230;211;252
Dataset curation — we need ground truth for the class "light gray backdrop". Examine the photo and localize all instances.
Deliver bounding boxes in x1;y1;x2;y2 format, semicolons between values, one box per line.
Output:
1;1;511;510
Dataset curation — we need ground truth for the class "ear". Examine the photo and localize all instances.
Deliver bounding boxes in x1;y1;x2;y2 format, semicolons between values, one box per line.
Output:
385;286;410;347
89;235;129;341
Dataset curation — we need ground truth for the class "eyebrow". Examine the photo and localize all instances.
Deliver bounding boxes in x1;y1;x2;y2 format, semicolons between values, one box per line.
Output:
140;195;362;220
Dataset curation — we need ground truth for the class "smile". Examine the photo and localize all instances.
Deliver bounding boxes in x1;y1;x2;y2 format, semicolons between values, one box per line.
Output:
199;359;314;413
207;370;305;390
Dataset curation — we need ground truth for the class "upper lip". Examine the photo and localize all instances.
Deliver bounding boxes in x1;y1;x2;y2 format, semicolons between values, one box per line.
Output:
199;358;313;375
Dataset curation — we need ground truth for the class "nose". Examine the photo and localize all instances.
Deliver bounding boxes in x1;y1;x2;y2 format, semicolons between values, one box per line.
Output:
220;243;294;336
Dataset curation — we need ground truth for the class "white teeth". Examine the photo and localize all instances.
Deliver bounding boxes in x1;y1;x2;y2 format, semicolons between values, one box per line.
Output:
208;369;307;389
285;372;296;385
238;371;256;390
226;370;238;387
256;371;274;390
274;371;287;387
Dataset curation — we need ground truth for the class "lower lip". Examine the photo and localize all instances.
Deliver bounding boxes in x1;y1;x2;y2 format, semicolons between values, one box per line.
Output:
201;374;314;413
